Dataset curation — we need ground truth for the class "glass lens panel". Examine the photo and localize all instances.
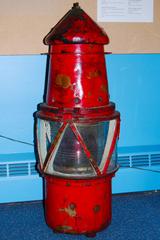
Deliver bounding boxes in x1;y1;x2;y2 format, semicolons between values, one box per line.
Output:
37;119;118;176
37;119;61;165
77;122;109;166
53;126;94;175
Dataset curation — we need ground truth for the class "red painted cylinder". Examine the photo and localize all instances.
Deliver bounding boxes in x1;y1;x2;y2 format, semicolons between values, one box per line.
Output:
45;174;114;234
46;44;109;108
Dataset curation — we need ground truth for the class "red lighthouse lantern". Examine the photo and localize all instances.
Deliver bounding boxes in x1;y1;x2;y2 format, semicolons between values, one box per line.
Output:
35;2;120;237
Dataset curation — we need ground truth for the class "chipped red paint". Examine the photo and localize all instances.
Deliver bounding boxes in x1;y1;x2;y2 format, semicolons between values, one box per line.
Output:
36;102;119;122
44;3;109;45
45;174;113;234
35;2;120;236
46;44;110;108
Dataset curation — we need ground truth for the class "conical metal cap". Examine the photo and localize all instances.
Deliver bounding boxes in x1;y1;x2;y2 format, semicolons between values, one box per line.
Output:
44;2;109;45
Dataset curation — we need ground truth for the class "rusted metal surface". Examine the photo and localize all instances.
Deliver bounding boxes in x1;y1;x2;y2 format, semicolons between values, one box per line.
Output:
59;203;77;217
36;102;119;122
55;225;73;231
46;44;110;109
45;174;113;234
44;3;109;45
35;2;120;236
55;74;71;89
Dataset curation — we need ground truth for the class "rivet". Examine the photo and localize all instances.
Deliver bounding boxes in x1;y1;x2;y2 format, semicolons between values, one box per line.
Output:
74;97;81;104
98;96;103;102
93;205;101;213
69;203;76;210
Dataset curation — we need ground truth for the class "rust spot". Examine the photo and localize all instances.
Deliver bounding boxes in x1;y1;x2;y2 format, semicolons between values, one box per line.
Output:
66;182;71;187
98;96;103;102
88;91;92;97
59;203;77;217
81;182;91;187
69;202;76;210
61;50;68;54
74;97;81;104
69;230;78;234
55;225;73;231
55;74;71;88
89;44;94;49
87;70;101;79
93;204;101;213
100;84;107;93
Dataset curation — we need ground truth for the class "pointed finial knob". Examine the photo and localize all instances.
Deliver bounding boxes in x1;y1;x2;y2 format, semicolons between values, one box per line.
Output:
72;2;80;9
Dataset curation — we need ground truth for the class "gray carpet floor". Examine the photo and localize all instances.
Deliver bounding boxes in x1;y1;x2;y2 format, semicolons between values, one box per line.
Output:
0;191;160;240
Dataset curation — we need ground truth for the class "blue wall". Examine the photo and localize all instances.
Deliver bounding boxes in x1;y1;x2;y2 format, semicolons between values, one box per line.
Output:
107;54;160;148
0;54;160;153
0;55;46;154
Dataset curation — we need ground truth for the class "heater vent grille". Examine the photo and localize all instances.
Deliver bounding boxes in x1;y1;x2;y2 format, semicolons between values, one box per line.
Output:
150;154;160;166
117;156;130;167
9;163;28;176
118;152;160;168
30;162;38;175
131;155;149;167
0;164;7;177
0;161;38;178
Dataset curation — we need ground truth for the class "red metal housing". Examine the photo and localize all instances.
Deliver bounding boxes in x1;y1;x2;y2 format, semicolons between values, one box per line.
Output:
45;174;113;234
35;2;120;236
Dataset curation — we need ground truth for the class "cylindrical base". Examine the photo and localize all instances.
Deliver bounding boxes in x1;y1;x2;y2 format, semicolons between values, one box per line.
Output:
44;173;114;235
